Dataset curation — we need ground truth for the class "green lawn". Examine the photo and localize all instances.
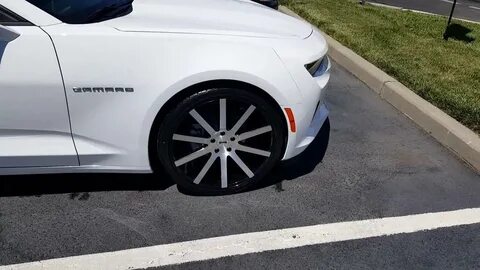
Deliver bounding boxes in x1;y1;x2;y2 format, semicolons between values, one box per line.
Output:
282;0;480;134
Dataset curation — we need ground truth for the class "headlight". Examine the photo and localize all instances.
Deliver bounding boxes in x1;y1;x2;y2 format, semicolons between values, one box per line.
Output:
305;59;321;75
305;56;330;77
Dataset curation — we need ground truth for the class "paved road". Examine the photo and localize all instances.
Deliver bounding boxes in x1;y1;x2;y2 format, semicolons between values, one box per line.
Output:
370;0;480;22
0;63;479;269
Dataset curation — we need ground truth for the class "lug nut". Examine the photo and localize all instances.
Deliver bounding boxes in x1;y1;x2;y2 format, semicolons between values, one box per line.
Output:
227;147;232;152
220;131;226;135
210;138;216;143
230;137;235;141
214;149;220;153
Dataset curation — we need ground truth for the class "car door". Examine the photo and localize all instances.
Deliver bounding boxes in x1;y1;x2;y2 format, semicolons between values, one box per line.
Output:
0;5;78;168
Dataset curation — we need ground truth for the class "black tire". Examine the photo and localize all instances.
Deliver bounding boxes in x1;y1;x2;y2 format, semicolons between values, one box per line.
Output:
156;88;286;195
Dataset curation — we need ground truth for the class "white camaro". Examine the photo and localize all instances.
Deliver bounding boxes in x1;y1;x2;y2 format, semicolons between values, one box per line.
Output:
0;0;330;194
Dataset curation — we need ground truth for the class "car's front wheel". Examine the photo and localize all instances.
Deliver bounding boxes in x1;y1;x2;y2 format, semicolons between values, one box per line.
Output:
156;87;286;195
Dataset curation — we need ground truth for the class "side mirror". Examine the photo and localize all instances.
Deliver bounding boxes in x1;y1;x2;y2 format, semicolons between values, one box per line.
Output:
0;25;20;42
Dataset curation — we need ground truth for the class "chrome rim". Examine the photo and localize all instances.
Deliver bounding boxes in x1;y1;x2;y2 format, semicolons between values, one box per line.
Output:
171;98;273;189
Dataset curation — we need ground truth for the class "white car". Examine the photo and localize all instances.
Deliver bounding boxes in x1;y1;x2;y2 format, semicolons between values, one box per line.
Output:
0;0;330;194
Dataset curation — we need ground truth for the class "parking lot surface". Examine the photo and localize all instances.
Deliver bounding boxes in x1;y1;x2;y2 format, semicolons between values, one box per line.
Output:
0;63;479;269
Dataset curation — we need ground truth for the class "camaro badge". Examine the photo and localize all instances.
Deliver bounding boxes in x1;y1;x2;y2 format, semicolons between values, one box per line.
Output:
73;87;134;93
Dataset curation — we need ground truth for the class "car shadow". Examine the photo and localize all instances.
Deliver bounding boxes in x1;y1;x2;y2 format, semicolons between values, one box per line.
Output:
0;172;174;198
0;120;330;198
252;118;330;192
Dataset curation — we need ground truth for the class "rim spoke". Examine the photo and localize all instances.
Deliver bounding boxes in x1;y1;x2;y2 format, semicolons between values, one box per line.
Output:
220;155;228;188
189;109;216;135
173;134;210;144
173;99;274;188
230;105;255;134
174;147;211;167
193;154;217;184
237;126;272;141
230;152;254;178
236;144;270;157
219;98;226;131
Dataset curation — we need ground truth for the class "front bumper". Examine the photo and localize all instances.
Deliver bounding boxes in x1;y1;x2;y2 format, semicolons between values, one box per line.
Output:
282;56;331;160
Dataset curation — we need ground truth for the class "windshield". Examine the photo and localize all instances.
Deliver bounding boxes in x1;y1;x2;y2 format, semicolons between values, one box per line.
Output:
25;0;134;24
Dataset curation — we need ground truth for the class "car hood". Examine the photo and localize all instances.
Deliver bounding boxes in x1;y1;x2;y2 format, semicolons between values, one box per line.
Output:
104;0;313;39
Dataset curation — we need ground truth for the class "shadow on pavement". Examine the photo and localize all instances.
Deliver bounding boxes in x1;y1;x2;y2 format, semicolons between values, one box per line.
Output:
278;118;330;180
0;120;330;198
254;118;330;191
0;172;174;198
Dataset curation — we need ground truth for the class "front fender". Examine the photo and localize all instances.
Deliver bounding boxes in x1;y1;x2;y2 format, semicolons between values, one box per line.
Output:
45;24;301;170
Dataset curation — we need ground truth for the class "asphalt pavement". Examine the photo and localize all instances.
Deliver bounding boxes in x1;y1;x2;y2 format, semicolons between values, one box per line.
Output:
369;0;480;22
0;62;479;269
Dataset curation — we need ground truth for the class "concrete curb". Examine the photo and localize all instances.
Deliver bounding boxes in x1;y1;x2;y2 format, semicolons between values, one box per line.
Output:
279;6;480;173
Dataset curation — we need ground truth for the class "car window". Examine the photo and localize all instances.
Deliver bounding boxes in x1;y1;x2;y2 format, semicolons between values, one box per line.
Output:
25;0;134;24
0;5;30;25
0;9;16;23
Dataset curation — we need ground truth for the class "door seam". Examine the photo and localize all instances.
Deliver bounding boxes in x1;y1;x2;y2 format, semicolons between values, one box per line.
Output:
40;26;81;166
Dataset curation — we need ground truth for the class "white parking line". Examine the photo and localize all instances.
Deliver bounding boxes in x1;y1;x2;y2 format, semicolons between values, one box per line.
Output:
470;5;480;10
2;208;480;270
440;0;456;4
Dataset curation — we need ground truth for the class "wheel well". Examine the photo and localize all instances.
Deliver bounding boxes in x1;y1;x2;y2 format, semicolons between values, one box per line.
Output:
148;79;288;172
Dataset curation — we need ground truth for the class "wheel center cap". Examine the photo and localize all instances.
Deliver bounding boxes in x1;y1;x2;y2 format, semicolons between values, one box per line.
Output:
217;138;229;147
211;131;236;150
